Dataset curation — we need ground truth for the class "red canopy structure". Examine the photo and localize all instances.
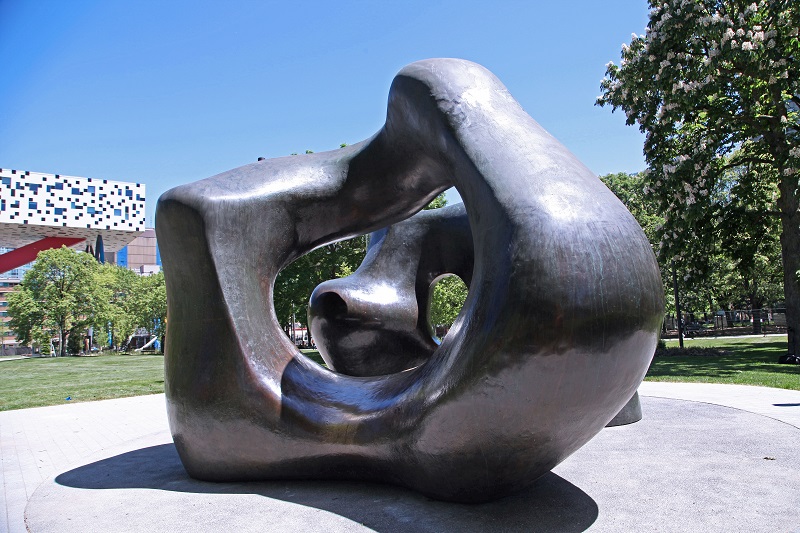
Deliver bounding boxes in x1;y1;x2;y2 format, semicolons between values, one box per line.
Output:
0;237;85;275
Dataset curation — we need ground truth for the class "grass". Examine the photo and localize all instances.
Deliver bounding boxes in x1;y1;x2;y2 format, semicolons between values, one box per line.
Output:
0;350;323;411
1;337;796;411
0;353;164;411
645;334;800;390
300;348;325;366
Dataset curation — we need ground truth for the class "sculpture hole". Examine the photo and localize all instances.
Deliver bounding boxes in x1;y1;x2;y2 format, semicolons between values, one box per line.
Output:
273;234;368;361
428;274;468;341
315;291;348;319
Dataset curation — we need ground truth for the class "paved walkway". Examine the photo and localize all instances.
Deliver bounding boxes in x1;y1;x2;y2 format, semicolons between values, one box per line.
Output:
3;383;800;532
1;395;169;533
638;381;800;428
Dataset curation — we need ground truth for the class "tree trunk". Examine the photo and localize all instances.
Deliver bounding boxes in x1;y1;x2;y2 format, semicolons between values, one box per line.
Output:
778;185;800;356
60;328;67;358
751;307;762;335
749;288;764;335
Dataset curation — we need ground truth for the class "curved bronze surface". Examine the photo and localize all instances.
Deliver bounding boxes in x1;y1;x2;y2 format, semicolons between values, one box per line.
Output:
309;203;472;377
308;204;643;427
156;58;664;503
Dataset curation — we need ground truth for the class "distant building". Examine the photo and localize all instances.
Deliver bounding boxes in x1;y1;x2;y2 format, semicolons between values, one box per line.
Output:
0;168;147;350
0;278;20;353
0;247;31;280
109;228;161;275
0;168;146;251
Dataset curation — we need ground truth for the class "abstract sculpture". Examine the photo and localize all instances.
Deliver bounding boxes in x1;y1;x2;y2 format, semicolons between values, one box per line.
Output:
309;203;472;377
309;203;644;425
156;58;664;503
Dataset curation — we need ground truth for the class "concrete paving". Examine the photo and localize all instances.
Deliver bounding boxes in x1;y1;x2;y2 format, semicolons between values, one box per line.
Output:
1;395;168;533
2;383;799;532
639;381;800;428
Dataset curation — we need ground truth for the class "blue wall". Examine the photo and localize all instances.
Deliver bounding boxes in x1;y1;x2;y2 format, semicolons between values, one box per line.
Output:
117;246;128;268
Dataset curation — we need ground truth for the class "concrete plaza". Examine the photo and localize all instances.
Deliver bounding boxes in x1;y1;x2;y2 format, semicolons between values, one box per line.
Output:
3;382;799;532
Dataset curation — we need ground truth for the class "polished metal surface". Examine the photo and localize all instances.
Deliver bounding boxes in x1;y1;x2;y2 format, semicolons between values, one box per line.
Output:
309;203;472;377
309;204;643;427
156;58;664;503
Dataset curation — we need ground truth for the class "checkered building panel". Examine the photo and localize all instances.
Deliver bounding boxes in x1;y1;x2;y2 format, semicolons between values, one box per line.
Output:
0;169;145;230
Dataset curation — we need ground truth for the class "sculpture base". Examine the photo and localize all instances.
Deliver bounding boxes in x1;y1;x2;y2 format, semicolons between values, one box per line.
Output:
26;396;800;532
605;391;643;427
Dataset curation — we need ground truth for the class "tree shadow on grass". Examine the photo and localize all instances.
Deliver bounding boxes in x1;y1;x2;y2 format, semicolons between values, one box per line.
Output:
55;443;598;533
648;358;800;378
648;340;799;380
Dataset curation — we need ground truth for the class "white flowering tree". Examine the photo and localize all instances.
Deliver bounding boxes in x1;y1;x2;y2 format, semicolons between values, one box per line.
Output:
600;170;782;330
597;1;799;353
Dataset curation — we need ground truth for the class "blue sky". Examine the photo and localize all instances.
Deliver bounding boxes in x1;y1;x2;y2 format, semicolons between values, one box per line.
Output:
0;0;650;225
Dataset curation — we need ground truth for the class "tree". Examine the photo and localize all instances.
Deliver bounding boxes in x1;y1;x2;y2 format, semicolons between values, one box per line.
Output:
597;1;799;353
717;165;784;330
93;264;167;350
423;192;468;331
7;246;108;357
425;192;448;210
6;288;39;347
273;193;453;339
600;172;664;244
132;271;167;347
274;235;367;341
428;275;468;333
601;169;784;330
95;263;140;348
0;318;6;356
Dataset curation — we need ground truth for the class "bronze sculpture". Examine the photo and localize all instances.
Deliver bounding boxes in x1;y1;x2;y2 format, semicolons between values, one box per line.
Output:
309;203;473;377
309;202;643;425
156;58;664;503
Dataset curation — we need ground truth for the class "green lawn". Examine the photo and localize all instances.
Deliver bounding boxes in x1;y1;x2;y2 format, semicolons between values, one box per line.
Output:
646;335;800;390
300;348;325;366
1;338;797;411
0;353;165;411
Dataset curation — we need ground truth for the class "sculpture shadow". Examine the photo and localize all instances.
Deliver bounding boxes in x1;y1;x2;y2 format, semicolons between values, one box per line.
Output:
55;443;598;532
